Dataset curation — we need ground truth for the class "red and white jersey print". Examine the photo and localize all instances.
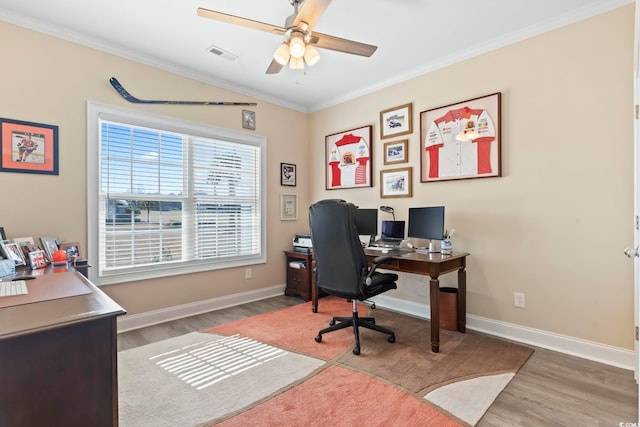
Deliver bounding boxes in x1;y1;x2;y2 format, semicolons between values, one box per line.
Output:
328;134;370;188
424;107;496;179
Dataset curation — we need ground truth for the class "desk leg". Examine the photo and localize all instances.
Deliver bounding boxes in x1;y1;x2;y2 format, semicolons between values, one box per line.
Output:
311;274;318;313
458;266;467;333
429;278;440;353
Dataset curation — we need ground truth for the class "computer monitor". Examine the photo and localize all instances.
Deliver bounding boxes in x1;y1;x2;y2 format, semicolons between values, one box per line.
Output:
354;208;378;245
408;206;445;252
380;220;405;241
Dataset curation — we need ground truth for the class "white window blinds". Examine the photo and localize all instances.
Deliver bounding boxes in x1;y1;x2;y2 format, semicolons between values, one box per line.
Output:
87;102;266;285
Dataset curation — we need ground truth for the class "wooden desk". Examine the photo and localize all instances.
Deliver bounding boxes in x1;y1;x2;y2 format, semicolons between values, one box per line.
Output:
311;250;469;353
0;271;126;426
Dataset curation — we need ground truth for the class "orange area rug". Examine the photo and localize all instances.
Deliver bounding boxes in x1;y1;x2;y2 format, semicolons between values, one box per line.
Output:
205;296;359;360
201;297;533;426
214;365;463;427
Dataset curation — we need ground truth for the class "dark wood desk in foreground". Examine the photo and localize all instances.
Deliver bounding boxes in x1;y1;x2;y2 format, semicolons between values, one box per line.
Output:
311;250;469;353
0;270;126;426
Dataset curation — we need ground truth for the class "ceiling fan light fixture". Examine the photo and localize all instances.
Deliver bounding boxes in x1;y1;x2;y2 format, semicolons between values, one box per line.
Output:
303;44;320;66
273;42;291;65
289;57;305;70
289;32;306;59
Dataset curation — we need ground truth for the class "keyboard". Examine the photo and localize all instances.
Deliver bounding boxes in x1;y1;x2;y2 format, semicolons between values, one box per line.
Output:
0;280;28;298
371;239;402;248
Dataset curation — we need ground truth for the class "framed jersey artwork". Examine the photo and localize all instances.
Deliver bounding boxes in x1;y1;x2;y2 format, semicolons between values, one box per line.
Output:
420;93;501;182
325;125;373;190
0;117;59;175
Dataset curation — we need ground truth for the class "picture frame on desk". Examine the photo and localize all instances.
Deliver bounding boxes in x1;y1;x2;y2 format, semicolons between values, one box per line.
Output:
59;242;82;260
39;236;59;261
3;242;25;266
13;236;35;246
28;250;48;269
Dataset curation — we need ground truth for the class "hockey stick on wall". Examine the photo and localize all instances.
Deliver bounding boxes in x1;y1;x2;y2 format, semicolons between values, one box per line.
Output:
109;77;257;106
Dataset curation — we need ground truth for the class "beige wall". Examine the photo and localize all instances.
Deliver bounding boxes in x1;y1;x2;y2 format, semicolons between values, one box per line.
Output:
309;6;635;349
0;21;310;314
0;4;634;350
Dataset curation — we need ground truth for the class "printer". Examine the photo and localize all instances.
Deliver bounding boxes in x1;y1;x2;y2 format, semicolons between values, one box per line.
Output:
293;233;312;253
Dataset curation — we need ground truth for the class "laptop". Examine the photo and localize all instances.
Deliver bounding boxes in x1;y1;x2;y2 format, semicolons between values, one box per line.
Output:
372;220;405;248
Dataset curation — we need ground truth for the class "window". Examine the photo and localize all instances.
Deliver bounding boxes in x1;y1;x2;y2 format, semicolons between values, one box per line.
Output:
87;102;266;285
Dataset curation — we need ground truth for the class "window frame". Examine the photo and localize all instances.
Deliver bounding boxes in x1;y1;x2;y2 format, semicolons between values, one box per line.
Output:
87;101;267;286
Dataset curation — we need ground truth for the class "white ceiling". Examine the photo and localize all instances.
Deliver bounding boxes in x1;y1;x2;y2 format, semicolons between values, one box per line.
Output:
0;0;630;112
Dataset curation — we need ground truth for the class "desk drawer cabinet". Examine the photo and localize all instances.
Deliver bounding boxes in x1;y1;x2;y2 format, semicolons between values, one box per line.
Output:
284;250;313;301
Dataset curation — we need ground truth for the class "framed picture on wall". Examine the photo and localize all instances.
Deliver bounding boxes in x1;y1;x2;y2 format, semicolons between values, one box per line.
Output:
383;139;408;165
380;103;413;139
325;125;373;190
420;92;501;182
380;167;413;198
280;193;298;220
0;118;59;175
242;110;255;130
281;162;296;186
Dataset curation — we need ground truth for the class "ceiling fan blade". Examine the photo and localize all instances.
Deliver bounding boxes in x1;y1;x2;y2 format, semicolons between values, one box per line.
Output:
310;32;377;57
291;0;332;31
197;7;285;35
265;59;284;74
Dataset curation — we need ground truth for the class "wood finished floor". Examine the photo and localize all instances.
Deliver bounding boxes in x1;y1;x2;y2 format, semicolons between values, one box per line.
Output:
117;295;638;426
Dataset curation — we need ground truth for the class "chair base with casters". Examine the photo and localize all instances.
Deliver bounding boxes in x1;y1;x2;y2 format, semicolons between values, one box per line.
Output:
314;299;395;355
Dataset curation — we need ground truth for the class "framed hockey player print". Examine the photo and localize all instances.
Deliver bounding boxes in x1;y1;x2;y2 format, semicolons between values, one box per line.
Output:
0;118;59;175
420;93;501;182
325;125;373;190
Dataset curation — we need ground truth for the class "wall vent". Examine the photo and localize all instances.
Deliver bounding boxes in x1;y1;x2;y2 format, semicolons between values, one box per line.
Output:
207;45;238;61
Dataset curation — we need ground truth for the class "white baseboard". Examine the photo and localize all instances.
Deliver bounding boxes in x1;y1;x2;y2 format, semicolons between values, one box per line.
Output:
371;294;635;371
117;284;286;333
117;286;635;371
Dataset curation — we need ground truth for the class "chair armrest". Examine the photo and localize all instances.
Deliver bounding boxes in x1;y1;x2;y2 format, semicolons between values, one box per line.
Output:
365;256;392;285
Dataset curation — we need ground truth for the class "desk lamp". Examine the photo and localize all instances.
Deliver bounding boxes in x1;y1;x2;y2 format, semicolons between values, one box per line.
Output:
379;205;395;220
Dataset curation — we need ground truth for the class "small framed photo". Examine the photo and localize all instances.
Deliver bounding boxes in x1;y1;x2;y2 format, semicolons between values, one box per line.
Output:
28;250;48;269
3;242;26;266
281;162;296;186
380;103;413;140
13;236;35;246
242;110;256;130
39;236;59;261
0;118;59;175
280;193;298;221
59;242;82;260
383;139;409;165
380;167;413;199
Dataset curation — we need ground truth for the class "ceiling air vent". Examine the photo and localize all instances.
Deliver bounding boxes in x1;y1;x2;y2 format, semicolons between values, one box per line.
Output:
207;45;238;61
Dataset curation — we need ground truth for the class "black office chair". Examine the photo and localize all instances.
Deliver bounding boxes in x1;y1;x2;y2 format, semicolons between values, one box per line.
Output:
309;199;397;355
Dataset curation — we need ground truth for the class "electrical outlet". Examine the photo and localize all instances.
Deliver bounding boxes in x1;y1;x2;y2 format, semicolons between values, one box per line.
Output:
514;292;525;308
245;268;252;279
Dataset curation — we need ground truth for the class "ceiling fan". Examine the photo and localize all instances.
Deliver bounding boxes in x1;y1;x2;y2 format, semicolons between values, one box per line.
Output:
197;0;377;74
